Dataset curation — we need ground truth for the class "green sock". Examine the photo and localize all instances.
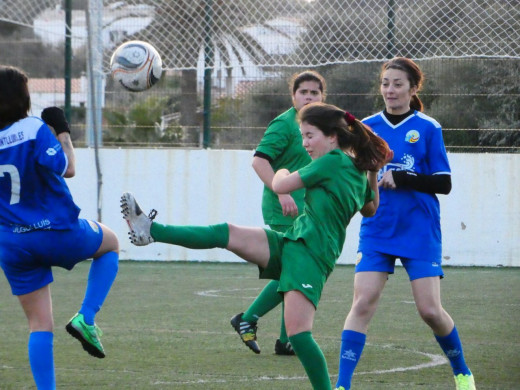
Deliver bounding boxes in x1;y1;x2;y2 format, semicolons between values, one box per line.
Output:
150;222;229;249
279;301;289;343
243;279;283;323
289;331;331;390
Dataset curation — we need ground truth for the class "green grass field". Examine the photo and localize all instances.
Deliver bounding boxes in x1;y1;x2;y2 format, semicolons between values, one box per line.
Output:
1;262;519;389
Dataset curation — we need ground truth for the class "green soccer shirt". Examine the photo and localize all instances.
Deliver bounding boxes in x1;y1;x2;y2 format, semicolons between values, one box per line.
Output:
255;107;311;225
285;149;374;272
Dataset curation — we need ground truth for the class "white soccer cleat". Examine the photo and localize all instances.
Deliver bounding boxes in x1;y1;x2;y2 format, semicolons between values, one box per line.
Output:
120;192;157;246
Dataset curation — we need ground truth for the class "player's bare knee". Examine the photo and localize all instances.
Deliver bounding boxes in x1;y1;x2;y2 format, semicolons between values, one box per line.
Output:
417;306;441;326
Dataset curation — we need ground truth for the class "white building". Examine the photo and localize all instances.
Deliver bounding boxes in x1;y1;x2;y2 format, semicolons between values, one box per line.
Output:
33;2;154;52
28;75;94;115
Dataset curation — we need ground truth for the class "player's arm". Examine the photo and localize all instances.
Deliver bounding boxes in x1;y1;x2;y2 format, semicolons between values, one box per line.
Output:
391;171;451;194
360;171;379;217
252;154;275;190
57;133;75;178
361;149;393;216
41;107;75;178
253;154;299;217
272;168;304;194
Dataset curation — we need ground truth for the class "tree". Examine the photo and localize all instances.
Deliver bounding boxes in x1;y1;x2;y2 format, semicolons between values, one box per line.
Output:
0;22;85;77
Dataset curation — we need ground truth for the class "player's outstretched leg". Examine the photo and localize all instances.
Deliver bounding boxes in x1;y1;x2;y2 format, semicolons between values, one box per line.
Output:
121;192;157;246
230;312;261;354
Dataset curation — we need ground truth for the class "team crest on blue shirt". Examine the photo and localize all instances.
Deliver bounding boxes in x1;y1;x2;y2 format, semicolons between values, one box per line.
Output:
356;252;363;265
405;130;420;143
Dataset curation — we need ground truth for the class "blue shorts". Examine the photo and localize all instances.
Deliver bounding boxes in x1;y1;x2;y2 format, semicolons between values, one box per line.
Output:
0;219;103;295
355;249;444;281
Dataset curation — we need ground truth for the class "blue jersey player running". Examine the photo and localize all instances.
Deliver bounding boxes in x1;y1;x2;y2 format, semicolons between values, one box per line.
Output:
335;57;476;390
0;66;119;390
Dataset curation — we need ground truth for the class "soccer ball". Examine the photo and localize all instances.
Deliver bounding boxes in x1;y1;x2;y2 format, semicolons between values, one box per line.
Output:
110;40;163;92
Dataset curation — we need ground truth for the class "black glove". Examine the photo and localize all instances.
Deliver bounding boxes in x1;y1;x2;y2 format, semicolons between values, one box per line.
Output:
41;107;70;135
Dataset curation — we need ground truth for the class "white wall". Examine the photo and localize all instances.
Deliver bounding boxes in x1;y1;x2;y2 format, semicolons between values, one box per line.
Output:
67;149;520;267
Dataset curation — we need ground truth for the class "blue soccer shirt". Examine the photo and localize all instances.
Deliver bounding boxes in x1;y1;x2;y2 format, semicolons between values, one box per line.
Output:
359;111;451;259
0;117;80;232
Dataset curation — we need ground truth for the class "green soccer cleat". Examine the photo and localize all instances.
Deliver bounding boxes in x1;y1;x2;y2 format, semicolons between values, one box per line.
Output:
230;312;261;354
66;313;105;358
334;387;346;390
454;372;476;390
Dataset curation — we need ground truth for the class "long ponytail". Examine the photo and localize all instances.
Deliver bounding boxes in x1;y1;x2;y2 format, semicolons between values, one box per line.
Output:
345;117;390;171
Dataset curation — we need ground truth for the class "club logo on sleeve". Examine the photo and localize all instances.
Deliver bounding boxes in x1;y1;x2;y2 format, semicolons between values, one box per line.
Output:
405;130;420;143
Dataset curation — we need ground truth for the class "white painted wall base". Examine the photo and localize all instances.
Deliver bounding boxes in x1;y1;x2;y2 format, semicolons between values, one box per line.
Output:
67;149;520;267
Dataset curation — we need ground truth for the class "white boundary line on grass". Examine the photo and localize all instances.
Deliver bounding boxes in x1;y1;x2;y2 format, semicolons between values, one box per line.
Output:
356;345;448;375
185;288;449;386
151;344;447;386
196;287;260;298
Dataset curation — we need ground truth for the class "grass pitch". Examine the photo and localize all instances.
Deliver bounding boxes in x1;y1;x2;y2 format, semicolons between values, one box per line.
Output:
1;261;519;389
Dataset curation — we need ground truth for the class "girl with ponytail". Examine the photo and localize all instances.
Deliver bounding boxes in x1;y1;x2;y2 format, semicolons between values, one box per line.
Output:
121;101;392;389
298;102;391;172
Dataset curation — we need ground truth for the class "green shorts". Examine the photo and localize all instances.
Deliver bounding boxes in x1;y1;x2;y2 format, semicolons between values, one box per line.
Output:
259;228;331;308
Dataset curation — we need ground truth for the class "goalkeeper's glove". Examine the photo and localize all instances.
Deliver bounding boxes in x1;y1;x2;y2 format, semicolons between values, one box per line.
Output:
41;106;70;135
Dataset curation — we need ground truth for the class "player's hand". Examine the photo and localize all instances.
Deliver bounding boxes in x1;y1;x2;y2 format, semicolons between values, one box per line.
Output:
371;149;394;172
378;170;397;189
41;107;70;135
278;193;298;217
383;149;394;165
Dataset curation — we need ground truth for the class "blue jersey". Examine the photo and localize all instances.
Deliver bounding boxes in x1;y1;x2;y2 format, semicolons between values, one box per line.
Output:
359;111;451;259
0;117;80;232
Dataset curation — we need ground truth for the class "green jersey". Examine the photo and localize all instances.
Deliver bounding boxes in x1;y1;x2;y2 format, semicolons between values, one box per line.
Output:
255;107;311;225
285;149;374;272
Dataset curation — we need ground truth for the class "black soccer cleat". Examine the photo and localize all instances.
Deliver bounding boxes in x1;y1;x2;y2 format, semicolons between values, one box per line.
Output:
275;338;295;356
230;312;261;354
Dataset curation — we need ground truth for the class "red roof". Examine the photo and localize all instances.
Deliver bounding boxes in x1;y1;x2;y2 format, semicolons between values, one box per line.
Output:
28;78;83;93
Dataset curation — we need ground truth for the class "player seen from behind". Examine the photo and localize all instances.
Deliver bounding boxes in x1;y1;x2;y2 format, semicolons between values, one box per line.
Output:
0;66;120;390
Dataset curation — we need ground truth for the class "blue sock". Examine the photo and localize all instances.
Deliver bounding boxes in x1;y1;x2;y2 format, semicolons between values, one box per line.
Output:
80;251;119;325
28;331;55;390
336;330;366;390
435;326;471;376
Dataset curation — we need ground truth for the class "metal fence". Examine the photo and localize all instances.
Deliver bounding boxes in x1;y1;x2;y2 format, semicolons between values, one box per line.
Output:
0;1;518;151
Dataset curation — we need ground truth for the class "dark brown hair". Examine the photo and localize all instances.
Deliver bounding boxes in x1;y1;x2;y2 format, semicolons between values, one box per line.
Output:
0;65;31;128
381;57;424;112
289;70;327;99
299;102;390;171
